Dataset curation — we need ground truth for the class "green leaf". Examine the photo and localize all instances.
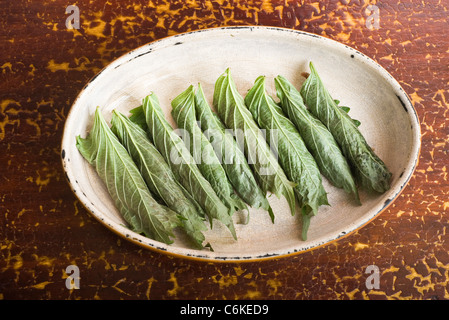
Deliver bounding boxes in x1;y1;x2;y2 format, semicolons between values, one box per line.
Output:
245;76;329;239
336;104;361;127
140;92;237;240
129;106;208;218
213;68;296;220
274;75;360;204
110;110;207;249
171;85;248;216
76;107;179;244
127;104;148;131
340;106;350;113
300;62;392;193
195;83;272;217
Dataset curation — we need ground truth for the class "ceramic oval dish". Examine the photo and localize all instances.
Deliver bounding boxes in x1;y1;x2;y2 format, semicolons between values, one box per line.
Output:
61;26;421;262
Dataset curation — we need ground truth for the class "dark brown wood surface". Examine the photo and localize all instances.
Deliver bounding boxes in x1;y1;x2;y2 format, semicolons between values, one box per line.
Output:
1;0;448;300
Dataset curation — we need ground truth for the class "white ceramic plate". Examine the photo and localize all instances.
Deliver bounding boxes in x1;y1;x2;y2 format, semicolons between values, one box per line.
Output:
61;26;420;262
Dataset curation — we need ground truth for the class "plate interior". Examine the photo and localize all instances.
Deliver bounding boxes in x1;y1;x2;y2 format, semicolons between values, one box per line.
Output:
61;27;420;261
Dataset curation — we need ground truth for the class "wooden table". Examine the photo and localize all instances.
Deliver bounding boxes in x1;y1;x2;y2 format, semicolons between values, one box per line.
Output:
1;0;448;301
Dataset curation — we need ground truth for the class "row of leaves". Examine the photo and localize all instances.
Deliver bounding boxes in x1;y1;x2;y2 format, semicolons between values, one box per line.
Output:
76;62;392;249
